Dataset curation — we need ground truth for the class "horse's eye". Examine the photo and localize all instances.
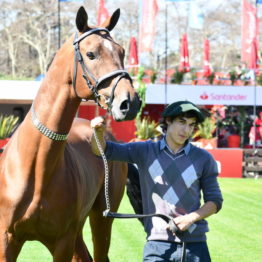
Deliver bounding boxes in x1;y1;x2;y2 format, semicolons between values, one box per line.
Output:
86;52;95;60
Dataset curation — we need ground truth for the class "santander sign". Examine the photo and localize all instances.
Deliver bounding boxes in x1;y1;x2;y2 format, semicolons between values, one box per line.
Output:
145;84;260;106
200;91;248;101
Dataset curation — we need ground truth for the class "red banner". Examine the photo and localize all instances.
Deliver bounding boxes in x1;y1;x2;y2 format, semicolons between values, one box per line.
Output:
203;38;212;77
129;37;139;65
179;34;190;72
139;0;158;53
249;37;259;70
97;0;109;25
241;0;259;69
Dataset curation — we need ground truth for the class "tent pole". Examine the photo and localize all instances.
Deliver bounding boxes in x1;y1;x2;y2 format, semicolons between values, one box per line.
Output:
58;0;61;49
252;0;258;149
164;1;168;106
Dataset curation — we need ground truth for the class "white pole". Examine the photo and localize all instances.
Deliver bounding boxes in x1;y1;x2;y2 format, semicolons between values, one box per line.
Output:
165;1;168;106
253;0;258;149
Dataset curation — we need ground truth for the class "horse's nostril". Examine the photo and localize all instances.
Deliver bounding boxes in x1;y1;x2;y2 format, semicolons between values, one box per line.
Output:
120;100;129;112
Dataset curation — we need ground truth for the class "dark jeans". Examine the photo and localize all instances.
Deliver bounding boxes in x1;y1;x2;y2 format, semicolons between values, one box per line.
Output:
143;240;211;262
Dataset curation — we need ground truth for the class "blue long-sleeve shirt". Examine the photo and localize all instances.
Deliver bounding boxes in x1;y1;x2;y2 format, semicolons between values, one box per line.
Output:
105;137;223;243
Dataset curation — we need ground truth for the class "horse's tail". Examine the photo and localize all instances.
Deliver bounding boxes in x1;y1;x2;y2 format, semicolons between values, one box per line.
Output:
126;163;144;225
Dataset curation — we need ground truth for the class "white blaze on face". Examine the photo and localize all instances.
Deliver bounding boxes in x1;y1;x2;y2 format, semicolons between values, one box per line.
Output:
103;39;113;52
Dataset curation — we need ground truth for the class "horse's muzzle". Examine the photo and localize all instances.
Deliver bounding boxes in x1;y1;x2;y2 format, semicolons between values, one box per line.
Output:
111;93;141;121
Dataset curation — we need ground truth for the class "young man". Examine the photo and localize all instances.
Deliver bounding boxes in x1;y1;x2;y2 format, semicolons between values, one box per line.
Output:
91;100;223;262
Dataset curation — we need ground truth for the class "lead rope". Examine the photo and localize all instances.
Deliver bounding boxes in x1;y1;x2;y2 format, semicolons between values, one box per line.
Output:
92;128;111;213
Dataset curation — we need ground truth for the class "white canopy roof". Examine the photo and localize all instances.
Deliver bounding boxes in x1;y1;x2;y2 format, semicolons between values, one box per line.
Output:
0;80;40;104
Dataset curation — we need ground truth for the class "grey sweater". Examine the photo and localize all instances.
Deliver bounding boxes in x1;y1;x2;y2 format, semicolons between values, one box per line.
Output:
105;137;223;243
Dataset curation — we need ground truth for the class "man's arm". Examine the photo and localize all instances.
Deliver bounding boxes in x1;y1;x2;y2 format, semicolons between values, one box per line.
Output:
90;116;106;156
173;154;223;232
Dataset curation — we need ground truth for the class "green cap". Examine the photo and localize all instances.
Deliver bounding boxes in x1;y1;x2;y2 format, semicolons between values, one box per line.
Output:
162;101;205;123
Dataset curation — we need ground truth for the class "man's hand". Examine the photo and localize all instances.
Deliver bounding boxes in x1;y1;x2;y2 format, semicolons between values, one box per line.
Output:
168;201;217;234
91;116;106;132
173;214;195;232
91;117;106;156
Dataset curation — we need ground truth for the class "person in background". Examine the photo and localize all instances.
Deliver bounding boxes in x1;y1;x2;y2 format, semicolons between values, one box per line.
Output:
91;101;223;262
249;111;262;146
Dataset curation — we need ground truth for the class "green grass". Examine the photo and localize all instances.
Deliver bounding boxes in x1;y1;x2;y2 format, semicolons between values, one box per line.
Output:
207;178;262;262
18;178;262;261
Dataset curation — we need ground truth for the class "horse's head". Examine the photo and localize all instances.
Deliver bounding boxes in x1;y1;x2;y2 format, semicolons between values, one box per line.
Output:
73;6;141;121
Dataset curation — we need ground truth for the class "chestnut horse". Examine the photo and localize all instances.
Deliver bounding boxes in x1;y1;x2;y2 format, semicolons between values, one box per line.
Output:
0;6;140;262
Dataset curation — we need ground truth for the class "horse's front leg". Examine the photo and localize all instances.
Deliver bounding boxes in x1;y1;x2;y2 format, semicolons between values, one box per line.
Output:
89;208;112;262
0;229;23;262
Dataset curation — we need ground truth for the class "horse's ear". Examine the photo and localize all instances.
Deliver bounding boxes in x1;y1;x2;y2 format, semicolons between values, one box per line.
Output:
102;9;120;31
76;6;88;32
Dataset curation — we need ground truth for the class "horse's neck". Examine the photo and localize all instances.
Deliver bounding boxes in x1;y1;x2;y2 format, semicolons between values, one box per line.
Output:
33;45;79;139
33;81;79;136
14;44;80;175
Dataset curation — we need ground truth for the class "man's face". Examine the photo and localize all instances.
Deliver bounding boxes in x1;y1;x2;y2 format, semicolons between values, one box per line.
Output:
166;116;197;147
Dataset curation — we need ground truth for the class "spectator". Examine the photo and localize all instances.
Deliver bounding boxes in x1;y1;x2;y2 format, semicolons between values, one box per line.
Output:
249;111;262;146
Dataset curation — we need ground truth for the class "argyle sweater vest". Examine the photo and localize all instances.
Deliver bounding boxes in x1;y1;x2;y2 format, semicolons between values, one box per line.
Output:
105;138;223;243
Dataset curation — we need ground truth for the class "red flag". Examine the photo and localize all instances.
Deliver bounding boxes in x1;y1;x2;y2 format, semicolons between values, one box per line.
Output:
241;0;259;68
129;37;139;66
179;34;190;72
203;38;212;77
97;0;109;25
128;37;139;75
249;38;259;70
139;0;158;53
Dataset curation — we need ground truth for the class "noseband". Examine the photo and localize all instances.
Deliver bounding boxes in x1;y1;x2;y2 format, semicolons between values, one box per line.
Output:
73;28;132;110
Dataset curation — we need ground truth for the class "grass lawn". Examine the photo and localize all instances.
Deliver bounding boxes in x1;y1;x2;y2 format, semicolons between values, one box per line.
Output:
18;178;262;261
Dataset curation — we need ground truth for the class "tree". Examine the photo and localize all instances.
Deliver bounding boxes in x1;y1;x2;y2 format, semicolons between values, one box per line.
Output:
15;0;58;76
3;27;18;77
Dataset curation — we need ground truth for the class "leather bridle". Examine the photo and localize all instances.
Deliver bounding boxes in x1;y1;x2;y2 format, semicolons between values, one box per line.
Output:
73;28;132;111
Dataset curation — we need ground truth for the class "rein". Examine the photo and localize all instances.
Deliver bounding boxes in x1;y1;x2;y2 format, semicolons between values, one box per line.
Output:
73;28;132;110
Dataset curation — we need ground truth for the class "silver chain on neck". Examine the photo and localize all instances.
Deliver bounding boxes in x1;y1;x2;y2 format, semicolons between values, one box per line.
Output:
92;128;111;212
31;103;68;141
